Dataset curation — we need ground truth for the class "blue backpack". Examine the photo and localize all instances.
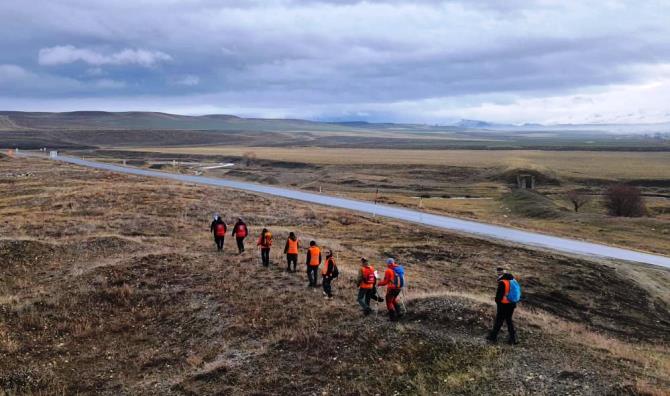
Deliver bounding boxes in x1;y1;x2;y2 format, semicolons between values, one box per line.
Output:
507;279;521;303
392;265;405;288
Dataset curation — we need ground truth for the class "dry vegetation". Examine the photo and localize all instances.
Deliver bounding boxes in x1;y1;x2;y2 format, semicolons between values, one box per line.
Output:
1;155;669;395
87;147;670;256
127;146;670;180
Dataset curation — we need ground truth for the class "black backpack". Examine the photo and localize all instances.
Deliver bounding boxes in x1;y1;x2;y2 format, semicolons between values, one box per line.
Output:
332;264;339;279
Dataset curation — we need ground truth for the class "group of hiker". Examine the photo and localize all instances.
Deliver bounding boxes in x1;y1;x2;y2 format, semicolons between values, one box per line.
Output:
209;214;521;343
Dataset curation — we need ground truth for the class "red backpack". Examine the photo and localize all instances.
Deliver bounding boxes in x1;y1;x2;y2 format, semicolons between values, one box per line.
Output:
236;224;247;238
215;223;226;237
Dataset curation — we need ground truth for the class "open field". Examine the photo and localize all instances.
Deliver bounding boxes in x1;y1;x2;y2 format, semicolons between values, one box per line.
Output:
1;154;669;394
2;112;670;151
80;148;670;257
125;146;670;180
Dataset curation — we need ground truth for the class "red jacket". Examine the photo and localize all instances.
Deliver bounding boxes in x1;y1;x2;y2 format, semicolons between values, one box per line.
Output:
377;264;399;290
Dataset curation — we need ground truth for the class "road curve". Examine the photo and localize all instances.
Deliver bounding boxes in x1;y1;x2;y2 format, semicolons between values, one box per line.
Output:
34;154;670;269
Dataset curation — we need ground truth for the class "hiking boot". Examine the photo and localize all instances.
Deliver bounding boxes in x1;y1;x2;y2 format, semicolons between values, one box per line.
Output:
486;334;497;344
388;310;398;322
363;307;372;316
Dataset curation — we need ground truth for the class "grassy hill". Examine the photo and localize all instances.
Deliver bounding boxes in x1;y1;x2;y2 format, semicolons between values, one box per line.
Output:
0;111;365;132
1;155;668;394
1;111;669;151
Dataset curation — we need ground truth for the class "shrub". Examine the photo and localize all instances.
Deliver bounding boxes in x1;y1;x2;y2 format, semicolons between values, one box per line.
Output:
603;184;645;217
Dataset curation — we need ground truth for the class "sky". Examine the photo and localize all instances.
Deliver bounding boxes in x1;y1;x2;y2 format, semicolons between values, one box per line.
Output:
1;0;669;124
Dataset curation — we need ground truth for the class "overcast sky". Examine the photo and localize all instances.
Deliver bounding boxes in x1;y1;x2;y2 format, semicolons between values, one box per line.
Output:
1;0;669;124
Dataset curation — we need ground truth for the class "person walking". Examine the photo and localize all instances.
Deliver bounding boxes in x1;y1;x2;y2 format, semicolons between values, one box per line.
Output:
305;241;321;287
209;215;227;252
487;267;520;345
257;228;273;267
283;232;300;272
377;258;405;321
231;218;248;254
322;250;338;298
356;258;376;315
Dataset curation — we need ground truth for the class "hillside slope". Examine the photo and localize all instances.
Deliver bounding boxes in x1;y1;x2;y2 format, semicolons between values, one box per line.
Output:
0;155;668;395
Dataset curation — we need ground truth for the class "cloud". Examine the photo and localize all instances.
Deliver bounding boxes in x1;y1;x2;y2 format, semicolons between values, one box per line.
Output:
38;45;172;67
173;75;200;86
0;64;30;81
93;78;126;89
0;63;82;94
0;1;668;123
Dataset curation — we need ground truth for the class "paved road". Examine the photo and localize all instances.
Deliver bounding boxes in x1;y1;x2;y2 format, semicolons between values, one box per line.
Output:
32;154;670;269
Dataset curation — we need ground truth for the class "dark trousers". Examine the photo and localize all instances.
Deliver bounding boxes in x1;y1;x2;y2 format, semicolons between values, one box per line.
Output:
260;248;270;266
286;254;298;271
385;288;401;313
322;276;332;297
489;303;516;342
307;265;319;287
214;236;224;251
357;288;373;311
236;237;245;253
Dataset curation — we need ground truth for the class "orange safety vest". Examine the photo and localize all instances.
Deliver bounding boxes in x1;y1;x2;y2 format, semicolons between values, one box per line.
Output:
308;246;321;266
359;266;375;289
286;238;299;254
322;257;335;275
258;232;272;248
500;279;511;304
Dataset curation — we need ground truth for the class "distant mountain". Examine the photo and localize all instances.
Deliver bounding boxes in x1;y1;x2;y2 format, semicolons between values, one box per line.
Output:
452;119;502;128
0;111;364;133
0;111;668;135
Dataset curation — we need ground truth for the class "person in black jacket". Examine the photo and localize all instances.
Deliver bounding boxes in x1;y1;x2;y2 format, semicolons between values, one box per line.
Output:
209;215;227;252
231;218;248;254
321;250;337;298
487;267;518;345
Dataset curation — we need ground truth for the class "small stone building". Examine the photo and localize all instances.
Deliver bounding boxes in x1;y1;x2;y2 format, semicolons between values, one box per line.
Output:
516;174;535;189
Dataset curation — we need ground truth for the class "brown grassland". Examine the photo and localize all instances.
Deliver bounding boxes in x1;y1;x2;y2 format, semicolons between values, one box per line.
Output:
1;154;669;395
126;147;670;179
87;147;670;256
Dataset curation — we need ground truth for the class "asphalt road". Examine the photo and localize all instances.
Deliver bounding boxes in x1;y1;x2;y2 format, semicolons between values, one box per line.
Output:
31;154;670;269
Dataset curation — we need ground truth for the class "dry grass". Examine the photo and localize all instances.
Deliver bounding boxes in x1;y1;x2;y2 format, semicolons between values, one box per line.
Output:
522;308;670;381
1;155;669;395
127;146;670;179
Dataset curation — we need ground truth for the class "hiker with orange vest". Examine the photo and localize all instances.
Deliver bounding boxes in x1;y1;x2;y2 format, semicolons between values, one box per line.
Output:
209;214;227;252
257;228;273;267
321;250;338;298
487;267;520;345
231;218;248;254
283;232;300;272
356;258;376;315
305;241;321;287
377;258;405;321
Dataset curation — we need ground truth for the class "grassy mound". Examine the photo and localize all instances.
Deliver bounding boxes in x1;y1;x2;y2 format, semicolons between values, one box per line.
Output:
501;190;566;219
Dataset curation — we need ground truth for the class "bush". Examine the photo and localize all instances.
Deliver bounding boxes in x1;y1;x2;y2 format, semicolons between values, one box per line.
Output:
603;184;645;217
